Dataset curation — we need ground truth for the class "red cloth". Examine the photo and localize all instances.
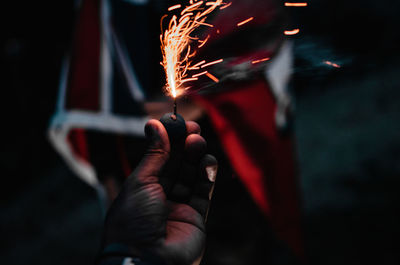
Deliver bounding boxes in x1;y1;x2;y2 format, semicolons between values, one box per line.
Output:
195;79;304;258
66;0;101;111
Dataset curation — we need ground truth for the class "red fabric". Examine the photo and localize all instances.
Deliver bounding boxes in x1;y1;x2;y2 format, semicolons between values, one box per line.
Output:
195;79;304;258
67;128;90;164
66;0;101;111
207;0;279;43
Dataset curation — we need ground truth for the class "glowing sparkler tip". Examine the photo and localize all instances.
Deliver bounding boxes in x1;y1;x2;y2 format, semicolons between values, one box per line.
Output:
161;0;224;99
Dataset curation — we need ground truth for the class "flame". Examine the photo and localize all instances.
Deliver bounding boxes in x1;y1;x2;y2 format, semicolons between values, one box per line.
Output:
160;0;224;98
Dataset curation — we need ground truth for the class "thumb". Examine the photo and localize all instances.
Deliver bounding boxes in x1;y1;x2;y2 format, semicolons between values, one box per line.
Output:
128;119;171;185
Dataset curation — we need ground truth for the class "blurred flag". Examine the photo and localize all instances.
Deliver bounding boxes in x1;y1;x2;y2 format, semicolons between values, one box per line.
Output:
194;0;304;258
48;0;148;197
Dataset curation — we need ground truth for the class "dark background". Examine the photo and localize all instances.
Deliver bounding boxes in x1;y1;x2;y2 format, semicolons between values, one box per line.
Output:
1;0;400;264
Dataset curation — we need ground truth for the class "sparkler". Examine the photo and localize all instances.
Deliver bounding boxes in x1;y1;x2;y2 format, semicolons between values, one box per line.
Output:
159;0;225;146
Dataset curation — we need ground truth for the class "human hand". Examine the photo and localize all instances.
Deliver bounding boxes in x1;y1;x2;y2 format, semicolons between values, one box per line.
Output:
101;119;217;265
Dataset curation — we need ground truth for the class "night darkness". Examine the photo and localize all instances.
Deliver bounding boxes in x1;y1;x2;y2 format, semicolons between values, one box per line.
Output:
1;0;400;264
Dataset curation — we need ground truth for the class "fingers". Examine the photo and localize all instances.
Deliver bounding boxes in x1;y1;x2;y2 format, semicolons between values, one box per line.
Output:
129;119;170;186
158;120;201;194
188;154;217;220
168;134;207;202
186;121;201;135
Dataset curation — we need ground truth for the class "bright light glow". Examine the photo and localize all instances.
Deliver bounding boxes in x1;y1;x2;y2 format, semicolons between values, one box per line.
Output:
160;0;224;98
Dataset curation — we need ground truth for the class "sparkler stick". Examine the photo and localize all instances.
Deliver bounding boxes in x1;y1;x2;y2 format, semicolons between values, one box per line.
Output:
159;0;224;147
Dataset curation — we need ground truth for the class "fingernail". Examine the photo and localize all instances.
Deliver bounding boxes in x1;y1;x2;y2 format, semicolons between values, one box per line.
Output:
206;165;217;182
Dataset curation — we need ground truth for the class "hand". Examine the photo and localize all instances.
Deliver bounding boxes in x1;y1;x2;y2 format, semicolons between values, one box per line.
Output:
101;119;217;265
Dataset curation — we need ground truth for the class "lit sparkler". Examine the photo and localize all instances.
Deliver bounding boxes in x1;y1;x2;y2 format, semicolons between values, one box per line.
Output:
160;0;225;113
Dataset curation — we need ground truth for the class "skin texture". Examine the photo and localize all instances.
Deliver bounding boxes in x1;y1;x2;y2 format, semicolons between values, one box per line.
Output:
103;120;217;265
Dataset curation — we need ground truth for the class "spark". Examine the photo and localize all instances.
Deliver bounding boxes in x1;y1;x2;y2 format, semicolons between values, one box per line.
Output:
251;57;270;64
188;60;206;70
160;0;224;98
206;72;219;83
237;17;254;27
198;35;210;48
324;60;341;68
220;2;232;9
284;29;300;35
194;21;214;27
284;2;308;7
201;58;224;68
181;1;204;15
168;4;182;11
181;77;199;84
192;70;208;78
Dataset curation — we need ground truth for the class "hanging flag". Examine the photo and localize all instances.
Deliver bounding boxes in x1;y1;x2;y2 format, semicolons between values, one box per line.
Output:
48;0;148;199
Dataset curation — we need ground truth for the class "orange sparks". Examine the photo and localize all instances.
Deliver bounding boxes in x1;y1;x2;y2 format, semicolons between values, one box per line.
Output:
237;17;254;27
220;2;232;9
198;35;210;48
192;71;208;78
181;77;199;84
201;58;224;68
206;72;219;83
324;61;341;68
181;1;204;15
188;60;206;70
251;57;270;64
168;4;182;11
284;2;308;7
284;29;300;35
160;0;224;98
